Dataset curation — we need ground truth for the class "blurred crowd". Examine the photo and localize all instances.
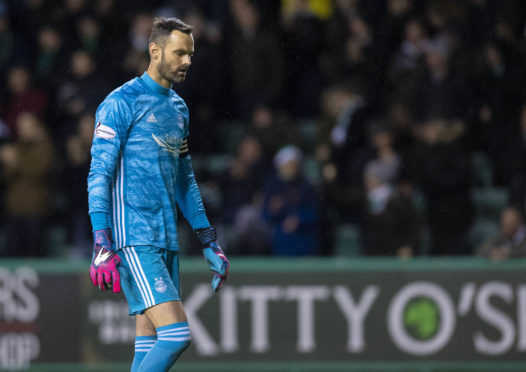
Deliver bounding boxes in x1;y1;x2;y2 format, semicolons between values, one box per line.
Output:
2;0;526;260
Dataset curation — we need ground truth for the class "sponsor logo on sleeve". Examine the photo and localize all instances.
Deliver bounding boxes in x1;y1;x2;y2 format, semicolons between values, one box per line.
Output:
95;121;117;139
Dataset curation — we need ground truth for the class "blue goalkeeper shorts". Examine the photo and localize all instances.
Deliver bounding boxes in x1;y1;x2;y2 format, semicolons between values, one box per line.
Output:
117;246;181;315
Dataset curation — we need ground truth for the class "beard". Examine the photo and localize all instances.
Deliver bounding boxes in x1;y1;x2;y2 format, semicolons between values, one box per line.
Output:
157;51;186;83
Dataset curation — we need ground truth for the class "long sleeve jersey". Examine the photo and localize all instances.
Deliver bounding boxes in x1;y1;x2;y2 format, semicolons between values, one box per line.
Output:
88;72;209;250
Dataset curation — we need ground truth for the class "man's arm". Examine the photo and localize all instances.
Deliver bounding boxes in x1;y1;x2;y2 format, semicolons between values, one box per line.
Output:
88;93;133;224
175;137;229;292
174;138;210;230
87;93;133;293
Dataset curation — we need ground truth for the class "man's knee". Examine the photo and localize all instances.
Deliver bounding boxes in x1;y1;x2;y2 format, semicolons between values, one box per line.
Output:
145;301;187;328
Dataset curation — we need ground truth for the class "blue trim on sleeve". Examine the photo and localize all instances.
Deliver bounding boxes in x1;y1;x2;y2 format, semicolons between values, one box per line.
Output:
90;212;110;231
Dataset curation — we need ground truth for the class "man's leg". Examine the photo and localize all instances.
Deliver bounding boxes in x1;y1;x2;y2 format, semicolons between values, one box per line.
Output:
137;300;191;372
131;314;157;372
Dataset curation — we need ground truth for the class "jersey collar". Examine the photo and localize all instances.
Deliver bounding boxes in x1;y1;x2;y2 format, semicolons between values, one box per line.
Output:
140;72;172;96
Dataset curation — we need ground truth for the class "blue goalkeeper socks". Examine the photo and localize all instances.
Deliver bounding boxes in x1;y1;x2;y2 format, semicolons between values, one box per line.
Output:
138;322;191;372
131;335;156;372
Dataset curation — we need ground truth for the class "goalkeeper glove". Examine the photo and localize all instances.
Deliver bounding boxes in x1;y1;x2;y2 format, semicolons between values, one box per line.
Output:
89;228;121;293
195;226;229;292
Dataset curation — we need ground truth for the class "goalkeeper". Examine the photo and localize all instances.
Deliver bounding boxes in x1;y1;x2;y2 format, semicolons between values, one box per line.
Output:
87;17;229;372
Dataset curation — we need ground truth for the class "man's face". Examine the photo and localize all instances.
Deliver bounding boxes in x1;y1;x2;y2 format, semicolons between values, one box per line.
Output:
157;30;194;84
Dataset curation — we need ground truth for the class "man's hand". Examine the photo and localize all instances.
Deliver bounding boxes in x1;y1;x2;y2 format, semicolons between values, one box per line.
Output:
203;242;230;291
89;228;121;293
196;227;230;292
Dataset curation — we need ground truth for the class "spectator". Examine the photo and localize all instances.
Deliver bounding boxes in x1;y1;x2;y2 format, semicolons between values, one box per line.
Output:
362;160;420;257
325;81;374;189
227;0;285;118
248;104;300;159
416;117;473;255
477;206;526;260
2;1;526;257
177;10;226;154
219;134;270;225
120;13;153;80
0;112;55;257
1;66;49;136
354;121;403;190
508;103;526;211
471;41;523;186
280;0;325;118
388;18;431;100
34;25;68;87
316;82;374;226
413;37;472;122
64;112;94;257
0;1;14;76
263;145;320;256
387;99;419;181
76;14;104;58
55;50;109;136
220;135;273;255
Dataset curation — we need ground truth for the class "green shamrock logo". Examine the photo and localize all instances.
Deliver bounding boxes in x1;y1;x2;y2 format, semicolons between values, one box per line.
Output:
403;297;440;340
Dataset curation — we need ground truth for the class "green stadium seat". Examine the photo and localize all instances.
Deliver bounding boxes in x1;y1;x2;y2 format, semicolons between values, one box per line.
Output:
302;155;321;185
334;223;361;257
207;154;233;176
47;225;68;258
471;152;494;187
219;121;246;154
471;187;509;221
469;217;500;250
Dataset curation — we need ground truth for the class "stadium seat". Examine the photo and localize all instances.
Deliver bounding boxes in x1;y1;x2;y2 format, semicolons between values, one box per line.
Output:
333;223;361;257
471;187;509;221
471;152;493;187
302;155;321;185
468;217;500;250
219;121;246;154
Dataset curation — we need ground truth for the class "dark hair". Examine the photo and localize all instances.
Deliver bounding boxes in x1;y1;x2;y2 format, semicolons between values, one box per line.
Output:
149;17;193;47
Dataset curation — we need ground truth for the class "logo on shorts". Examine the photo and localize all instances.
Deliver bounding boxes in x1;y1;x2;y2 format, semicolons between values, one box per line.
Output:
154;277;168;293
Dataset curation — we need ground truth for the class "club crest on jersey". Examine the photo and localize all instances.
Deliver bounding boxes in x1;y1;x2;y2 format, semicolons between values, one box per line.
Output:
95;121;116;139
154;277;168;293
152;133;182;154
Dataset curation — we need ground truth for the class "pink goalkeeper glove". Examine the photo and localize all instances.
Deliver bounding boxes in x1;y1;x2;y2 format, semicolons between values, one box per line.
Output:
89;228;121;293
203;242;230;292
195;226;230;292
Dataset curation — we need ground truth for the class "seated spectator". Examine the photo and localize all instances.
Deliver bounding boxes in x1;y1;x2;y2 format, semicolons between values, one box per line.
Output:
263;145;320;256
0;112;55;257
477;206;526;260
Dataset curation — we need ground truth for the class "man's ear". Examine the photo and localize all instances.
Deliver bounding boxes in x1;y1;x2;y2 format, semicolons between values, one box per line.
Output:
149;42;161;61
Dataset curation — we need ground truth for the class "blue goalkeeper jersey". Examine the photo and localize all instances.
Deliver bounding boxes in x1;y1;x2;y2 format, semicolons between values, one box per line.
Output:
88;72;209;250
